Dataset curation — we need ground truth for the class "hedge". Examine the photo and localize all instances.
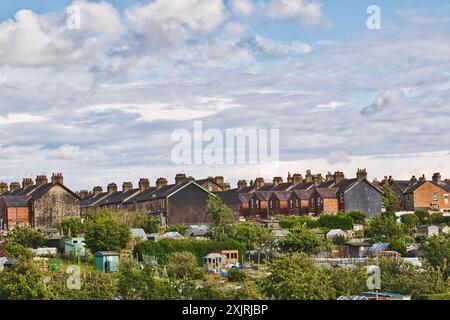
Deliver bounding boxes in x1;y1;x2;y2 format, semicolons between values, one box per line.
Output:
414;293;450;300
134;239;246;265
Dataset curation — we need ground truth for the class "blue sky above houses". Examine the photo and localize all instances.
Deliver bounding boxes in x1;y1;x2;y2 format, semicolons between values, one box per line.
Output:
0;0;449;190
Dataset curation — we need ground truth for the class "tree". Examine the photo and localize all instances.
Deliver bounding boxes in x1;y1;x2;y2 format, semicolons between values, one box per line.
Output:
230;223;274;250
332;234;347;246
379;259;448;297
381;183;400;212
421;235;450;278
0;260;47;300
318;213;353;231
207;195;235;241
279;216;319;229
84;209;131;253
166;251;202;280
400;214;419;230
117;261;159;300
57;217;83;237
4;242;32;260
365;213;404;242
328;267;368;298
262;253;334;300
8;225;47;248
414;210;429;224
278;227;327;254
228;268;247;283
140;215;160;234
347;211;366;225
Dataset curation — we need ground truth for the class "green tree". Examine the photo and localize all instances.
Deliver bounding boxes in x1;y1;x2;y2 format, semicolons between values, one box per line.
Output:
381;183;400;212
57;217;83;237
207;195;235;241
332;234;347;246
166;251;202;280
318;213;353;230
379;259;448;297
84;208;131;253
401;214;419;229
414;210;429;224
8;225;47;248
140;215;160;234
262;253;334;300
328;267;368;298
365;213;404;242
421;235;450;278
228;268;247;283
4;242;32;260
231;223;274;250
279;215;319;229
117;261;159;300
347;211;366;225
278;227;327;254
0;260;46;300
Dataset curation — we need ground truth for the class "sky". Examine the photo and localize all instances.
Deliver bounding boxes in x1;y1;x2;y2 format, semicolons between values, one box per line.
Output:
0;0;449;191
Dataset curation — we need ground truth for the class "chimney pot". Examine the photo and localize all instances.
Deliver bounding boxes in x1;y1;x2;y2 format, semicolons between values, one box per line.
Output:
156;178;168;189
51;173;63;185
237;180;247;190
122;182;133;192
175;173;187;185
22;178;33;188
36;175;48;187
107;183;118;195
93;186;103;195
0;182;9;194
10;182;21;191
139;178;150;192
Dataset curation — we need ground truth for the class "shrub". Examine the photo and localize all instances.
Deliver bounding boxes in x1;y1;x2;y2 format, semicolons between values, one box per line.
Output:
228;268;247;283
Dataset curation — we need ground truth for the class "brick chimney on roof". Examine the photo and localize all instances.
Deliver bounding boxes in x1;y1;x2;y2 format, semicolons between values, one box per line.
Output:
410;175;417;184
214;176;224;187
334;171;345;184
326;172;334;182
78;190;89;199
305;170;313;183
107;183;117;195
10;182;21;191
156;178;168;189
237;180;247;190
93;186;103;195
122;182;133;192
254;177;265;188
292;174;303;185
419;174;426;182
22;178;33;188
273;177;283;186
175;173;187;185
0;182;8;194
51;173;63;185
36;175;48;187
356;168;367;181
313;174;323;184
139;178;150;192
432;172;442;183
287;172;293;184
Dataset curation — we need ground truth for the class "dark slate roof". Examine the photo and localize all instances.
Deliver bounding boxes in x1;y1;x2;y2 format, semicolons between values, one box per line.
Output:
238;186;255;193
253;191;272;201
96;189;140;206
391;180;412;193
4;185;37;196
126;180;202;203
215;190;240;206
335;178;359;194
238;193;252;203
316;187;338;198
1;195;29;207
294;189;314;200
80;192;108;207
257;184;276;191
272;191;292;201
403;181;426;194
271;183;294;191
292;182;314;190
316;180;335;188
123;187;157;204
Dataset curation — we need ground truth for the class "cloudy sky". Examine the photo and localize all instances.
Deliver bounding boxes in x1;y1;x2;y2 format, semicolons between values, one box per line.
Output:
0;0;449;190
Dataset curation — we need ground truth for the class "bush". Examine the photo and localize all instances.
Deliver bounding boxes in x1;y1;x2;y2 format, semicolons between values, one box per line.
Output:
278;227;329;254
228;268;246;283
414;293;450;300
400;214;419;228
279;216;319;229
134;239;246;265
57;217;84;237
166;252;202;279
318;213;353;231
415;210;429;224
8;226;47;248
4;243;32;260
347;211;366;225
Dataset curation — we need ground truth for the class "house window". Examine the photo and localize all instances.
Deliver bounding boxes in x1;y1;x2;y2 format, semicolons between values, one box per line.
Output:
256;200;260;209
433;192;438;202
269;200;272;208
445;194;449;205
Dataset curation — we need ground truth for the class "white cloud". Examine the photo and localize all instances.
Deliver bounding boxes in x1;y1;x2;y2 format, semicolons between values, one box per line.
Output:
0;113;46;125
230;0;254;16
360;89;407;116
265;0;330;27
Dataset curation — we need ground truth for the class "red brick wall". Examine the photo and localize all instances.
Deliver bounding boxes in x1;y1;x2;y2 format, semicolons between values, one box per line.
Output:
7;207;30;229
407;182;450;211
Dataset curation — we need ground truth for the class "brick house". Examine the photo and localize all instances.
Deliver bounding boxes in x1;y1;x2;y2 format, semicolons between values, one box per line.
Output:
315;187;339;214
404;173;450;212
293;189;315;215
0;195;30;230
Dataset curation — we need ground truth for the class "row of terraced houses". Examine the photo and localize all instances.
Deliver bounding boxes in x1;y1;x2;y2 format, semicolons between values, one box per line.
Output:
1;170;449;230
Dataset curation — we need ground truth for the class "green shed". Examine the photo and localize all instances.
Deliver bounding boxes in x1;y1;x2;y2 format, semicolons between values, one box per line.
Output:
94;251;119;272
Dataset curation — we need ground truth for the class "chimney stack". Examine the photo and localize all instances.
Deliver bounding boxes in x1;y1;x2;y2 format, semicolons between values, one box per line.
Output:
122;182;133;192
419;174;426;182
254;177;265;188
287;172;293;184
36;175;48;187
0;182;8;194
51;173;63;185
273;177;283;186
356;168;367;181
214;176;224;187
305;170;313;183
237;180;247;190
410;175;417;184
78;190;89;199
186;176;196;182
10;182;21;191
156;178;168;189
313;174;323;184
175;173;187;185
432;172;442;183
326;172;334;182
334;171;345;184
22;178;33;188
139;178;150;192
93;186;103;195
107;183;118;195
292;174;303;185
